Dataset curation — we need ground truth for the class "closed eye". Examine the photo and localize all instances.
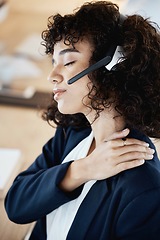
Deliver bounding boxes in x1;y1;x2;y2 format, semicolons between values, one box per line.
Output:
64;61;76;66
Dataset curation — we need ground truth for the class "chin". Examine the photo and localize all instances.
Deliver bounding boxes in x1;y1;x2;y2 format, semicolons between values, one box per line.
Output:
57;103;86;115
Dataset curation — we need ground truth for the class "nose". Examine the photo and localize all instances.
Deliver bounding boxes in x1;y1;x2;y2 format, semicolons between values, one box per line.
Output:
47;67;63;84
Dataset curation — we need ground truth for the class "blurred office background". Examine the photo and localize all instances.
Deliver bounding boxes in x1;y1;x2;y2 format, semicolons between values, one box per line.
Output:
0;0;160;99
0;0;160;103
0;1;160;239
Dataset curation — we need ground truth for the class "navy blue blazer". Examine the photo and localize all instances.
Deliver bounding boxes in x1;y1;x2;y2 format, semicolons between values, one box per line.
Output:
5;126;160;240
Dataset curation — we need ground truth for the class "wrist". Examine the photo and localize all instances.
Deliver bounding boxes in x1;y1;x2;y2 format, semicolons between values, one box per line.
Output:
59;158;91;192
71;157;91;183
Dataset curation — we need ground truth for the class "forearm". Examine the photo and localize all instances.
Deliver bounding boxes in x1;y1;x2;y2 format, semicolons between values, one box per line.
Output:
5;162;83;224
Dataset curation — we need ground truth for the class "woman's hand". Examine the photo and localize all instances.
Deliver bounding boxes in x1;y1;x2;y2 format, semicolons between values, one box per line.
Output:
60;128;155;191
84;128;155;181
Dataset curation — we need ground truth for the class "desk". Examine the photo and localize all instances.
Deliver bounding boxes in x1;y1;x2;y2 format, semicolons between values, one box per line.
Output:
0;105;55;240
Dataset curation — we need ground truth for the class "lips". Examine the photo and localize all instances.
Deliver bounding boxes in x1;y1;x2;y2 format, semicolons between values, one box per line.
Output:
53;89;66;100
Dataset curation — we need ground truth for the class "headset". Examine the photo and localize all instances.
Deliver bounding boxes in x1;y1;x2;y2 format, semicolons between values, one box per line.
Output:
67;14;126;85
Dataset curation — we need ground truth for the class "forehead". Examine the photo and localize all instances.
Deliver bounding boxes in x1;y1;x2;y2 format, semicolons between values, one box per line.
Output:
53;39;94;57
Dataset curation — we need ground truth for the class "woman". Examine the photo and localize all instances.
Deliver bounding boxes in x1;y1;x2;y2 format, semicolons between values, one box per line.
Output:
5;1;160;239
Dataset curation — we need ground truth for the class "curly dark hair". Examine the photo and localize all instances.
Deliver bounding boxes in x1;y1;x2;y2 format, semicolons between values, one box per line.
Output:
41;1;160;138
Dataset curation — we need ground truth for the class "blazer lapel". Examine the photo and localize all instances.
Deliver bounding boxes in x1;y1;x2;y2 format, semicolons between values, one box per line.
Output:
67;180;108;240
61;127;91;161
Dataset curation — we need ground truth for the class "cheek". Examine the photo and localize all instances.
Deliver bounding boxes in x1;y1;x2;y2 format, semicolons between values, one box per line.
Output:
73;80;91;97
76;83;92;107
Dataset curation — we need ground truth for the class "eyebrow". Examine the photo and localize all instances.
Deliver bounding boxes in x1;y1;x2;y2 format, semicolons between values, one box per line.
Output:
52;48;79;64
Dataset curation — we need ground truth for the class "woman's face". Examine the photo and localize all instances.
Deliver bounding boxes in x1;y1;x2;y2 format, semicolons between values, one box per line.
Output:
48;39;94;115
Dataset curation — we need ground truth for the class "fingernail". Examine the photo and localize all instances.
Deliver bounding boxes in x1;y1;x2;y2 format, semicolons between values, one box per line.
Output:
148;149;155;154
122;128;129;132
139;159;145;164
144;143;149;147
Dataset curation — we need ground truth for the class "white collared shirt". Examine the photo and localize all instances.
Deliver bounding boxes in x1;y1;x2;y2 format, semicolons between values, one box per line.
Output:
47;131;96;240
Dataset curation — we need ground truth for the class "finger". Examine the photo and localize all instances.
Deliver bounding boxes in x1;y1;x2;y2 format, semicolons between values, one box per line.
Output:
106;128;130;141
105;128;149;147
105;138;150;148
116;159;145;173
118;150;154;162
118;144;155;155
121;138;149;147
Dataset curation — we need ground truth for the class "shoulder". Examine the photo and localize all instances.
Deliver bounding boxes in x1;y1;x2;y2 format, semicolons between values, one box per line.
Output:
117;157;160;194
111;129;160;202
110;153;160;214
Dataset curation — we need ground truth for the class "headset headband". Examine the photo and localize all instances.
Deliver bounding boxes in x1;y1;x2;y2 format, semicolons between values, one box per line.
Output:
68;14;126;85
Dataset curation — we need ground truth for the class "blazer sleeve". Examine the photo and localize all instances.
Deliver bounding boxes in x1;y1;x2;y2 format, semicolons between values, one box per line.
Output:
116;187;160;240
5;126;84;224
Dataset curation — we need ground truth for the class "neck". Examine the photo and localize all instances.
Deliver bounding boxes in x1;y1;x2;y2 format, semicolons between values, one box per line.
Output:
86;108;125;146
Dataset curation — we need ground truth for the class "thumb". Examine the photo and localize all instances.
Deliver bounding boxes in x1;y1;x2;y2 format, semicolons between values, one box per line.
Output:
107;128;130;141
